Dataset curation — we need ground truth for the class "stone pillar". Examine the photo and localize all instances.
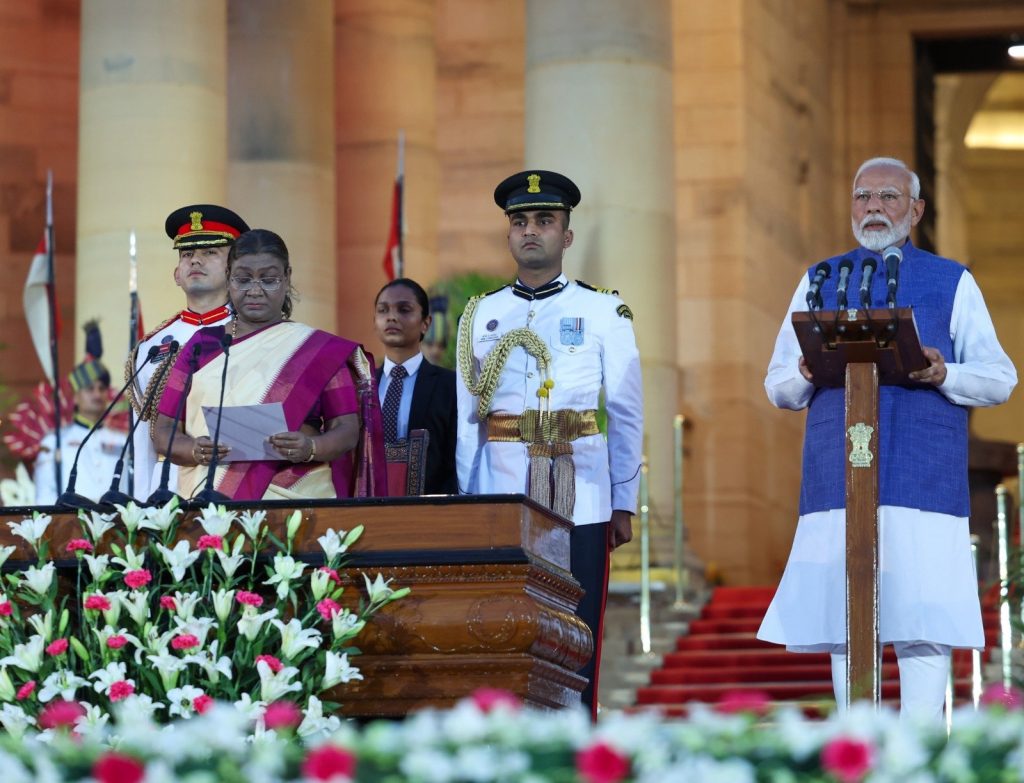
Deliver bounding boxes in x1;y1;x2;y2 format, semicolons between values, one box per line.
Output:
228;0;336;332
524;0;678;565
77;1;227;359
334;0;438;349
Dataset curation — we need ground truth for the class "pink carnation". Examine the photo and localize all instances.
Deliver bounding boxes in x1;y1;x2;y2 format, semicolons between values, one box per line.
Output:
980;683;1024;711
38;699;86;730
106;635;128;650
171;634;200;651
159;596;177;611
821;737;875;783
716;689;771;716
65;538;94;554
93;753;145;783
16;680;36;700
263;700;303;730
236;591;264;607
0;601;12;617
84;594;111;611
109;681;135;702
193;693;214;714
45;638;69;656
319;567;342;585
471;687;521;713
317;598;342;621
576;742;631;783
197;534;223;551
123;569;152;590
301;745;357;782
256;654;284;673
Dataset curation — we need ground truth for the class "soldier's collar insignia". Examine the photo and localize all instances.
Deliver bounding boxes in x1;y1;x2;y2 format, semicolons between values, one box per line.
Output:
512;277;565;301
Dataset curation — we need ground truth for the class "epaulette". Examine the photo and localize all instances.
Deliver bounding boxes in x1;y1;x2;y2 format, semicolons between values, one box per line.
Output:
575;279;619;296
481;284;510;298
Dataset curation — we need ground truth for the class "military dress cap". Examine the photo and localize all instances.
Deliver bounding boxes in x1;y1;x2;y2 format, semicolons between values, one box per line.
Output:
70;320;110;392
493;170;581;214
164;204;250;249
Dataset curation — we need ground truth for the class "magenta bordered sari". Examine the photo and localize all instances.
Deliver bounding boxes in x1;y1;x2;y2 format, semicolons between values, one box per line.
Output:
157;321;387;501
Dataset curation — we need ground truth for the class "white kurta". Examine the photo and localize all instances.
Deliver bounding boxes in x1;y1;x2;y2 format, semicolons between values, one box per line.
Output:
758;271;1017;650
128;313;232;501
455;276;644;526
34;421;127;505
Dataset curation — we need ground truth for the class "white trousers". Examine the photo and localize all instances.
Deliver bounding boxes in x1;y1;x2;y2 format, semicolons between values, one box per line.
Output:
830;642;951;722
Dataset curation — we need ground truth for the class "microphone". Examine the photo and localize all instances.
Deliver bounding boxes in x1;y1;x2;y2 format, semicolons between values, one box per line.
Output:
192;333;233;505
805;261;831;310
858;257;877;309
883;245;902;308
56;345;161;510
835;257;854;310
99;341;179;507
148;342;203;507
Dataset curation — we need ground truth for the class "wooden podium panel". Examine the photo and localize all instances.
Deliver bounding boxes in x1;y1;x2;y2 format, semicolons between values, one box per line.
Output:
0;495;590;716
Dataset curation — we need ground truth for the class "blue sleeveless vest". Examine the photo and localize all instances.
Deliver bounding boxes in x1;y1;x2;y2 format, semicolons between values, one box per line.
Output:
799;241;970;517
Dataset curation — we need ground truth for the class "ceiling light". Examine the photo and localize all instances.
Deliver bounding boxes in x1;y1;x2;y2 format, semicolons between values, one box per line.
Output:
1010;44;1024;60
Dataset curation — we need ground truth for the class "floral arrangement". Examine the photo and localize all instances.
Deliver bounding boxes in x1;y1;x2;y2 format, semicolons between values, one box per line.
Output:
0;502;408;738
1;685;1024;782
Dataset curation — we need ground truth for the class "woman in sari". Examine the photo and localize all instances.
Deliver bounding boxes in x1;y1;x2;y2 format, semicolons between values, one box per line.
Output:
153;229;386;501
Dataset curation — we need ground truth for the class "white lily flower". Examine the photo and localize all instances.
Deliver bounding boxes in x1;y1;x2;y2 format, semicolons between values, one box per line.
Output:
215;548;246;581
138;497;181;534
364;572;397;604
322;650;363;689
27;608;54;641
79;509;116;542
298;695;343;740
236;509;267;541
7;512;51;549
0;634;44;672
156;541;201;582
0;463;35;508
171;590;203;621
111;544;146;571
264;553;306;600
90;661;132;693
330;608;366;642
237;606;278;641
256;660;302;702
233;692;266;722
103;589;127;626
0;703;31;740
271;617;322;659
184;641;233;684
38;668;89;702
76;704;111;741
93;625;143;651
82;553;111;583
21;562;55;596
115;692;164;722
167;684;206;718
197;503;237;538
0;667;15;701
317;529;346;561
147;649;188;691
285;509;303;541
310;567;333;601
211;588;235;623
113;502;147;536
172;616;218;646
121;590;151;627
0;545;16;571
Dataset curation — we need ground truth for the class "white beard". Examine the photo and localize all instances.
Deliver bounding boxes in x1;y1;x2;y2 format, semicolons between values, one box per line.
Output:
851;211;913;252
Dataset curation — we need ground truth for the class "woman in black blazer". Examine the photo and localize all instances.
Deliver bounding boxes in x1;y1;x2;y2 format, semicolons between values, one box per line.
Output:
374;278;458;494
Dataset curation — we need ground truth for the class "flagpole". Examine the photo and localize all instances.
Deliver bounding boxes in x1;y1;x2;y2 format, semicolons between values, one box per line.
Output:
126;230;139;495
45;170;62;500
396;130;405;280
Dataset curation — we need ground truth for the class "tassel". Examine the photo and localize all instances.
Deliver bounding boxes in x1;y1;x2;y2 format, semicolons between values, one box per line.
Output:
527;445;552;510
552;452;575;520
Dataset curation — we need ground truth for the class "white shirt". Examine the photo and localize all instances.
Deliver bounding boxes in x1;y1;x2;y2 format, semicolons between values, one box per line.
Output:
378;353;424;441
456;275;644;525
34;420;127;505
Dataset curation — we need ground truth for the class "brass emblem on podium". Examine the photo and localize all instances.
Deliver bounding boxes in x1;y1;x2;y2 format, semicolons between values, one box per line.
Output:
847;423;874;468
527;174;541;193
847;308;858;320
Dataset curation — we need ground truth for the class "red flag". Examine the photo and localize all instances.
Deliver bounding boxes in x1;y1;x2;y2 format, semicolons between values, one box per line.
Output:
23;235;61;383
382;178;402;281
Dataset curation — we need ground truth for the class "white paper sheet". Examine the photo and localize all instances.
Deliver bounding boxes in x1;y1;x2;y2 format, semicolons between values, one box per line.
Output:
201;402;289;462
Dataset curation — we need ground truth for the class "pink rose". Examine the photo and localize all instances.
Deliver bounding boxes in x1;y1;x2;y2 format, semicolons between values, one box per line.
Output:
84;594;112;611
123;569;152;590
65;538;94;554
197;534;223;551
716;689;771;716
256;654;284;673
301;745;357;782
576;741;630;783
317;598;342;621
193;693;214;714
93;752;145;783
106;635;128;650
171;634;200;651
821;737;875;783
38;699;86;729
46;638;69;656
471;687;522;713
236;591;264;607
263;700;303;730
159;596;177;611
16;680;36;700
109;681;135;702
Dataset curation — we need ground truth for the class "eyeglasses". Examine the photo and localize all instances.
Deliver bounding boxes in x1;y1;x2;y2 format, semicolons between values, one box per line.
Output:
852;188;909;205
229;276;283;292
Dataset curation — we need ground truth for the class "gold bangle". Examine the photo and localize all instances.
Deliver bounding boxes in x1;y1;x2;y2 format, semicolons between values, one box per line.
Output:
305;437;317;463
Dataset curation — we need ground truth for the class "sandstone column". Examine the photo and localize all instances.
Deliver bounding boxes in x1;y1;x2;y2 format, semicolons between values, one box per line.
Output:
228;0;336;332
77;1;227;359
334;0;438;348
524;0;678;564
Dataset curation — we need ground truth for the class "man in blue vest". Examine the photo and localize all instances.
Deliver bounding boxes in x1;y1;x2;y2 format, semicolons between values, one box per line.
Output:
757;157;1017;720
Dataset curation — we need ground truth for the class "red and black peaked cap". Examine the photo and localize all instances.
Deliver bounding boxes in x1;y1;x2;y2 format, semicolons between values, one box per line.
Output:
165;204;250;250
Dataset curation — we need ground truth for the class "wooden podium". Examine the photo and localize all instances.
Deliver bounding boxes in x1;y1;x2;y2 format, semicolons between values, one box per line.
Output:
792;307;928;706
0;495;591;717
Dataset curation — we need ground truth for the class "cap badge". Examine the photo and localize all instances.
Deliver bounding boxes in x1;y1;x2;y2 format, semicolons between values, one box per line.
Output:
189;211;203;231
526;174;541;194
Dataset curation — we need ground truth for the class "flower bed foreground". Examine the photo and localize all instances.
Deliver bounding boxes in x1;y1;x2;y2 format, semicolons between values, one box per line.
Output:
2;687;1024;782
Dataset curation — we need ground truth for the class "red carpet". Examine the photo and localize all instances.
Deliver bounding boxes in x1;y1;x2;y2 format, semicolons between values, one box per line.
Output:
635;586;1000;715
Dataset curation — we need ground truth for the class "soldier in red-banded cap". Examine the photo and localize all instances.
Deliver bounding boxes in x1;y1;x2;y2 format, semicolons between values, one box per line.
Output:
124;204;249;501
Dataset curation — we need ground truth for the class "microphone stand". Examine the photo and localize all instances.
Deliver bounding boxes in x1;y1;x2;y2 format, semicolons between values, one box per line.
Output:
148;343;202;507
56;345;161;511
99;342;179;507
192;334;233;505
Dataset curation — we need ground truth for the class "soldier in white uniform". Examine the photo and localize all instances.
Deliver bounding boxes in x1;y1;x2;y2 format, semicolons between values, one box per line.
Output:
35;323;127;505
456;170;644;714
125;204;249;501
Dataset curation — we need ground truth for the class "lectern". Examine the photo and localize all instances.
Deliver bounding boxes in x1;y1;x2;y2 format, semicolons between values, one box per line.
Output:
792;307;928;705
